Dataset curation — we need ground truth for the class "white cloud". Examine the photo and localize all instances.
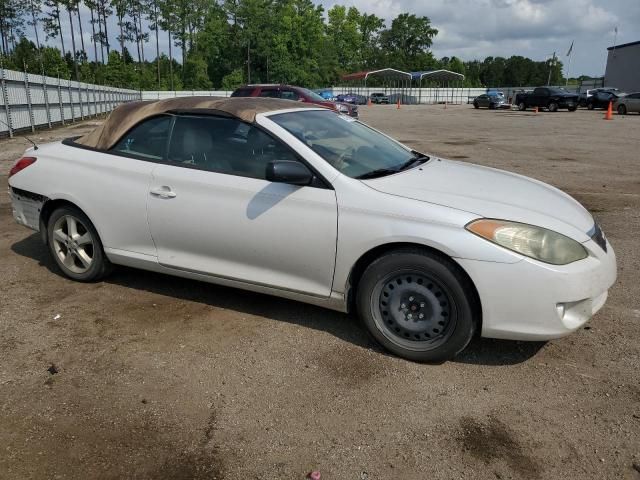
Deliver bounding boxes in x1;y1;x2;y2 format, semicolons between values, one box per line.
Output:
322;0;638;76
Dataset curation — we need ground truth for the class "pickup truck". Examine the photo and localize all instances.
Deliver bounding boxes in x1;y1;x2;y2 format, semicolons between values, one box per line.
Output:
515;87;579;112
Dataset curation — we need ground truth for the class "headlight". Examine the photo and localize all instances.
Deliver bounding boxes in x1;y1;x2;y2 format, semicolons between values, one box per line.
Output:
466;219;588;265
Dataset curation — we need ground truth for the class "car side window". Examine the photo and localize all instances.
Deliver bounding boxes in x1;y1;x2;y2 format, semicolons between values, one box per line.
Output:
167;115;298;180
111;115;172;160
259;89;280;98
280;90;300;101
231;88;253;97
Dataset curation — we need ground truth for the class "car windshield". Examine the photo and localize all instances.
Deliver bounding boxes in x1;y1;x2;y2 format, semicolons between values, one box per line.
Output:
300;88;326;102
270;110;426;179
548;88;569;95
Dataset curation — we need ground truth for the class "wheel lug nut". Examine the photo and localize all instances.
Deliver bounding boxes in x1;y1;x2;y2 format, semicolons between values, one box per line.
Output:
409;296;414;301
419;314;424;319
400;303;406;309
407;314;412;319
420;302;425;307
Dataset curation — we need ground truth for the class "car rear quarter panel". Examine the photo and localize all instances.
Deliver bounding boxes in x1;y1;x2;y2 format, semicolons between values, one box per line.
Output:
9;142;157;257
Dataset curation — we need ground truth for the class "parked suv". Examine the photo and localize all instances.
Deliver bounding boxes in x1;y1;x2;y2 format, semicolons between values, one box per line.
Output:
231;84;358;118
370;92;390;104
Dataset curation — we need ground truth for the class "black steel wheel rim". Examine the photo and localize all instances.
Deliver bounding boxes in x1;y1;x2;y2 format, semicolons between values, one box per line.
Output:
371;270;456;352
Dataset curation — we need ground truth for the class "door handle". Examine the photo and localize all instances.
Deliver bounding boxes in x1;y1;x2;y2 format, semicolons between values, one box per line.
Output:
150;186;177;199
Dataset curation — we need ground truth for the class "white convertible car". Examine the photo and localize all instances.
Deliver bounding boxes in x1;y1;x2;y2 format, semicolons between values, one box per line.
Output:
8;97;616;361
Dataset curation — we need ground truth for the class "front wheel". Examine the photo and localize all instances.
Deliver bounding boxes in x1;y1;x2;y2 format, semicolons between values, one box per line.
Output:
518;102;526;111
47;206;112;282
356;249;477;362
587;102;595;110
617;104;627;115
548;102;558;112
473;101;479;109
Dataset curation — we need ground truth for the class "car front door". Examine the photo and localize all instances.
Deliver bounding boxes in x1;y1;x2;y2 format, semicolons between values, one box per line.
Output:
146;114;338;297
629;93;640;112
532;88;548;106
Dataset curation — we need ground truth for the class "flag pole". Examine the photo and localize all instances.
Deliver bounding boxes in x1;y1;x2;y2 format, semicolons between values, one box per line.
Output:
565;41;574;86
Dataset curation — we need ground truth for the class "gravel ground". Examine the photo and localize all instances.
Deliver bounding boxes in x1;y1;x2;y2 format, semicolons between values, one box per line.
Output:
0;106;639;480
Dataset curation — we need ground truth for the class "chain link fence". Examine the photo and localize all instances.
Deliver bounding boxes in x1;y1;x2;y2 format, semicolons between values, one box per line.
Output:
0;67;141;138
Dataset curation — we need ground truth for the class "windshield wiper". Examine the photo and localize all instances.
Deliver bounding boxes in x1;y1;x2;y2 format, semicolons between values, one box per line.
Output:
356;152;430;179
356;168;400;180
398;152;430;171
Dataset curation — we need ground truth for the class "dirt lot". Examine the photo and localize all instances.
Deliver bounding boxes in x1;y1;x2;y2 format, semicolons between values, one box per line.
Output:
1;106;639;480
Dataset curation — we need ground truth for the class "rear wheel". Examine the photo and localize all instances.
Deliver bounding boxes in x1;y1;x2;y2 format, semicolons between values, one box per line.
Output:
518;102;526;111
587;102;595;110
617;104;627;115
47;206;111;282
356;249;477;362
548;102;558;112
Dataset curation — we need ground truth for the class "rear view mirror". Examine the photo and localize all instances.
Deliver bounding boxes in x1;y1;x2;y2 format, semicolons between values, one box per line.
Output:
266;160;313;186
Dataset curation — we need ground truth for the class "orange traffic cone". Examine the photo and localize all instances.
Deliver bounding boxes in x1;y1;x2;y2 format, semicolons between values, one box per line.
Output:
397;99;401;109
604;101;613;120
367;97;372;106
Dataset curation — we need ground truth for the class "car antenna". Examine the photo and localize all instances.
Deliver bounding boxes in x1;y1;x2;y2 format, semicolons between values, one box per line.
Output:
0;119;38;150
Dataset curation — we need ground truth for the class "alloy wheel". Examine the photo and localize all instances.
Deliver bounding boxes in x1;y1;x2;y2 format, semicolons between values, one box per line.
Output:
52;215;95;274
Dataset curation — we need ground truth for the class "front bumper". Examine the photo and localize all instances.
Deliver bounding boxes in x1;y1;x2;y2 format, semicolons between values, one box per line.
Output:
456;237;617;341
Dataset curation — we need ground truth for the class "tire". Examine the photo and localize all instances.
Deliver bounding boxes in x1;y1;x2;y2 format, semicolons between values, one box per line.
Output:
617;104;627;115
47;206;112;282
548;102;558;112
568;106;577;112
518;102;526;111
473;101;479;109
356;249;477;362
489;103;495;110
587;102;594;110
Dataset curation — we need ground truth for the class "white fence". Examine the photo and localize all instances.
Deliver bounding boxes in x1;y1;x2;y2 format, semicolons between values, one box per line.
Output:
142;88;486;104
129;85;587;109
142;87;499;105
0;68;141;137
142;90;233;100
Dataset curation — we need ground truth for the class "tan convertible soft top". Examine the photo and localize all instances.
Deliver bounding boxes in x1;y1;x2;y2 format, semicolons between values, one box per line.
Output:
75;96;321;150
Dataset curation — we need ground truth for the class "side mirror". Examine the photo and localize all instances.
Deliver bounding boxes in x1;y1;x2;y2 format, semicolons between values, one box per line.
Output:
266;160;313;186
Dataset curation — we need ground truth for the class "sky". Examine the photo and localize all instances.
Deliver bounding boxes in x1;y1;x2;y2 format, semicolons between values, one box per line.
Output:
25;0;640;79
320;0;640;77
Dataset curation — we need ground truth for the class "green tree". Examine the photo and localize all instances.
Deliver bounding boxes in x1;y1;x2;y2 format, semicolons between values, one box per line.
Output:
183;53;212;89
221;67;244;90
379;13;438;71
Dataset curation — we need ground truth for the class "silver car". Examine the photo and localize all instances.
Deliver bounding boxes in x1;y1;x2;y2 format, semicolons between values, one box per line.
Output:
614;92;640;114
473;92;508;109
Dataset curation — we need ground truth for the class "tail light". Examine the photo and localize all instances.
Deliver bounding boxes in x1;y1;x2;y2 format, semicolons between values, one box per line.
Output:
9;157;37;178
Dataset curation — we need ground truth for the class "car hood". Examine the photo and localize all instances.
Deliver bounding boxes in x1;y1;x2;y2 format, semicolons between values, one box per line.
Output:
362;158;594;241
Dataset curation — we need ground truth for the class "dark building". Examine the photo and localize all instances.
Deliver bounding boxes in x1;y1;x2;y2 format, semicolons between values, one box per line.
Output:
604;40;640;92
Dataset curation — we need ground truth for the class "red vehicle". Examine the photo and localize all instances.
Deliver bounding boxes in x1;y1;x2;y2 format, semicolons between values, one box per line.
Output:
231;84;358;118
